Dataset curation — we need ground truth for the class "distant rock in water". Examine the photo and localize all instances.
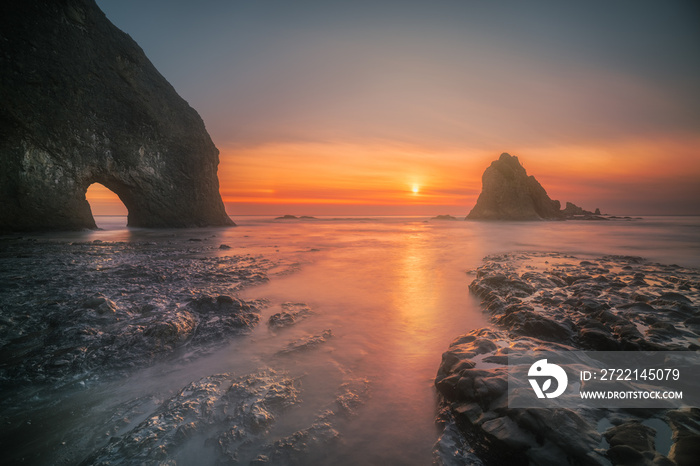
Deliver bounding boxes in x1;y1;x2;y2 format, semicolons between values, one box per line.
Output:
0;0;233;231
274;215;317;220
561;202;607;220
466;153;604;221
562;202;592;217
466;153;562;220
562;202;587;216
431;214;459;221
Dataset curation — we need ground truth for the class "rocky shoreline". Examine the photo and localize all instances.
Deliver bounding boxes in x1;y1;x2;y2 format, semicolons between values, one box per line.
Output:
0;236;373;465
3;233;699;464
434;252;700;466
0;238;273;391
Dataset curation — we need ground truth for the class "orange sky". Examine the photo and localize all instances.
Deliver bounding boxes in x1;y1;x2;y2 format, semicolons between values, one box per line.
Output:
217;142;486;216
90;1;700;218
86;183;128;216
87;137;700;217
215;137;700;217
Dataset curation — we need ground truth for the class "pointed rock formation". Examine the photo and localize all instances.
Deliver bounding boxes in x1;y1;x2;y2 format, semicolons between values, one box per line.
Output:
466;153;563;220
0;0;234;231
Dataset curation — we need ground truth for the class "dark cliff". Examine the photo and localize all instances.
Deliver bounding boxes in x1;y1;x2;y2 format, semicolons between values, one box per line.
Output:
466;153;563;220
0;0;234;231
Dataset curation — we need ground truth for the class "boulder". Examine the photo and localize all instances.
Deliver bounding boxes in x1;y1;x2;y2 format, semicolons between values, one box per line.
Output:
268;302;313;329
604;421;656;452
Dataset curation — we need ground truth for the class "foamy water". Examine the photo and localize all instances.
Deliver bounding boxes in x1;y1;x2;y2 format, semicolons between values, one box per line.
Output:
6;215;700;464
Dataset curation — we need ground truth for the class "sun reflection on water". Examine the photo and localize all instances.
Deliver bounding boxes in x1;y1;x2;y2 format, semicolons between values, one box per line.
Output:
393;228;442;354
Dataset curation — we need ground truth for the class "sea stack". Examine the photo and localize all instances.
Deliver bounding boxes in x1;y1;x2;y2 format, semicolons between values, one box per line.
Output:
0;0;234;231
466;153;563;220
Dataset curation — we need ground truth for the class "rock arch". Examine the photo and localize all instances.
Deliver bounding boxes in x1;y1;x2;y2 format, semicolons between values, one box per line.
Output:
0;0;234;231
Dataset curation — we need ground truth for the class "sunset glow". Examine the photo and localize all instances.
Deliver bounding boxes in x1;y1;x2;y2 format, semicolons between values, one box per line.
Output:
213;136;700;216
86;183;127;216
94;1;700;217
215;142;490;216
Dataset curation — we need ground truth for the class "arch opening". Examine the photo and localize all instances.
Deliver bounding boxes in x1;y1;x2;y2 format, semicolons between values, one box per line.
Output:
85;182;128;229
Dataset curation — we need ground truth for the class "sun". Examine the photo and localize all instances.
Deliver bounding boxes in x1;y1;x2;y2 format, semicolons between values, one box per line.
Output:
412;184;420;194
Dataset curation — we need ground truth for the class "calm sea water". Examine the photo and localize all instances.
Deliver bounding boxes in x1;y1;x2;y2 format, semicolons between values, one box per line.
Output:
13;215;700;464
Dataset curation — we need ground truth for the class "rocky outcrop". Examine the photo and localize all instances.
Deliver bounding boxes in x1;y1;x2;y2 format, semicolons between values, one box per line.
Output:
77;370;369;465
0;0;233;231
276;329;333;356
434;252;700;465
561;202;606;220
466;153;604;221
79;370;302;465
562;202;592;217
268;302;313;329
466;153;563;220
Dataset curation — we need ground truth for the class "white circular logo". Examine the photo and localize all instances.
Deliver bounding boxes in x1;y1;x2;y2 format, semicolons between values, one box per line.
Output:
528;359;568;399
